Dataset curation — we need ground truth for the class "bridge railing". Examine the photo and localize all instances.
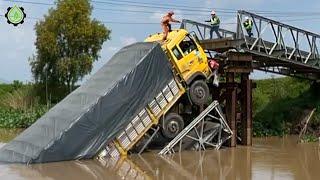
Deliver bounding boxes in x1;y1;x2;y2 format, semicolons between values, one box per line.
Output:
180;19;236;40
237;10;320;67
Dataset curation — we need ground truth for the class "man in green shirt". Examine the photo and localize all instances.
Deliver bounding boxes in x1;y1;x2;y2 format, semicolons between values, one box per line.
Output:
205;10;222;39
243;17;253;37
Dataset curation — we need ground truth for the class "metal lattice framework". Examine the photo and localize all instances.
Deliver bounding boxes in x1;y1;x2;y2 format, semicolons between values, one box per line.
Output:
159;101;232;155
180;19;236;58
237;10;320;69
180;19;236;40
180;11;320;80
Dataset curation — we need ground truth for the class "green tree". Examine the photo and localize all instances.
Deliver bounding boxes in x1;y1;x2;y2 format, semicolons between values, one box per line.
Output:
29;0;110;94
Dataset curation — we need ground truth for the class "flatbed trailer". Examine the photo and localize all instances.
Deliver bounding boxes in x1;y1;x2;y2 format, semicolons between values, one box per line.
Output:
98;78;185;159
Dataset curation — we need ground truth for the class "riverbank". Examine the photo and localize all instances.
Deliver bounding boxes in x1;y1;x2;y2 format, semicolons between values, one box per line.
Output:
253;77;320;139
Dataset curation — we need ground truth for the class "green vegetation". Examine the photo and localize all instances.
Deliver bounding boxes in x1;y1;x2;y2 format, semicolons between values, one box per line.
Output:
0;107;47;128
253;77;320;139
300;134;319;143
29;0;110;98
0;82;48;128
0;80;23;96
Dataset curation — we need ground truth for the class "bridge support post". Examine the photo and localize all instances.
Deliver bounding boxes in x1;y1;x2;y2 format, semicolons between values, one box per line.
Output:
240;73;253;146
226;72;237;147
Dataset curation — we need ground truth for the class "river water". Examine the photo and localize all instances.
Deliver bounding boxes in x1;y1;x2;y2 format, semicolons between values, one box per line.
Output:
0;131;319;180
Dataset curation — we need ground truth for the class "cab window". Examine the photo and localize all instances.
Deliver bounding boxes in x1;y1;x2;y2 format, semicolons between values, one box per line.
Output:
172;46;183;60
179;35;197;56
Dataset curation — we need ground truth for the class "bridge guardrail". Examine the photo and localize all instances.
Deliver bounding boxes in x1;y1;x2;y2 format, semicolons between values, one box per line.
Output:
180;19;236;40
237;10;320;68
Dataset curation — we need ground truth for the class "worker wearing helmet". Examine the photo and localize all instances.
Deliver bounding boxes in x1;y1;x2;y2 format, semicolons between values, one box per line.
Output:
161;11;180;41
243;17;253;37
205;10;222;39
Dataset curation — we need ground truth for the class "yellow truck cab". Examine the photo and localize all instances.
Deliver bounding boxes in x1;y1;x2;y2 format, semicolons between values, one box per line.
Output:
145;29;214;106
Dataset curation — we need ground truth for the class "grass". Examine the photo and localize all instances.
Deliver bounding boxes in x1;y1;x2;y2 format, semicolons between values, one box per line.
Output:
0;84;15;97
0;82;48;128
0;128;24;142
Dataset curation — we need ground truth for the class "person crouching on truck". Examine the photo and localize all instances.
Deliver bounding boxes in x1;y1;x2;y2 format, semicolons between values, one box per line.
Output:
205;10;222;39
161;11;180;41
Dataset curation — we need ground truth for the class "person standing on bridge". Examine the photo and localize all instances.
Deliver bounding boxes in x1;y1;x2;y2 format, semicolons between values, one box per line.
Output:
243;17;253;37
205;10;222;39
161;11;180;41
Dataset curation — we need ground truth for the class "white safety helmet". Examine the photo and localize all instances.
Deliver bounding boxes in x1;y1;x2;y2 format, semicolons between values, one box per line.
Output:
245;16;249;20
211;10;216;15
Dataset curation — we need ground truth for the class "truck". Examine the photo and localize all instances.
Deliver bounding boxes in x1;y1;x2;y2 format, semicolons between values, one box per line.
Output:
0;28;221;164
99;29;218;159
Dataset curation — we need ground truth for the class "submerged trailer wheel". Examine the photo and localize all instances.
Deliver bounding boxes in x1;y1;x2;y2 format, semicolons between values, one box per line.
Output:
188;80;210;106
161;113;184;139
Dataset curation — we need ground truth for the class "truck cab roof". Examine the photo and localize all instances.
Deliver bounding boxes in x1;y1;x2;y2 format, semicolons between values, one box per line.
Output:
145;29;189;48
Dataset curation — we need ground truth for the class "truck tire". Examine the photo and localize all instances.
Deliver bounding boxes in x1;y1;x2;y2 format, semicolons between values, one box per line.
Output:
188;80;210;105
161;113;184;139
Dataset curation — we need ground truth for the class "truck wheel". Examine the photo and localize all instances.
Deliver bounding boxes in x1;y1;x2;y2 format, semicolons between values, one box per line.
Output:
189;80;210;105
161;113;184;139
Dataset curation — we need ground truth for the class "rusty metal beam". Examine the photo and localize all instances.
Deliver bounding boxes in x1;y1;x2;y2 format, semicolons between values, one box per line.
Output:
240;74;253;146
200;39;242;53
225;53;253;73
227;52;253;61
226;72;237;147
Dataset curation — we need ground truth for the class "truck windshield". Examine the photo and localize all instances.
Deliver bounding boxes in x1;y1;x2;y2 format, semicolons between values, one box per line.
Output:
172;46;183;60
179;35;197;56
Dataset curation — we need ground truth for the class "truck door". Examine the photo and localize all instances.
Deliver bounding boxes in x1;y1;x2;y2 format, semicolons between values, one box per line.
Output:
171;35;201;81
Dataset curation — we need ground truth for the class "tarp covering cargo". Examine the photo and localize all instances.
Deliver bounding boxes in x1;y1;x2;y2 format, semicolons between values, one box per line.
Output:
0;42;174;164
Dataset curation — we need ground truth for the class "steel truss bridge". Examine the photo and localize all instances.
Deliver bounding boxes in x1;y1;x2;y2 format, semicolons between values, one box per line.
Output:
181;10;320;80
179;10;320;146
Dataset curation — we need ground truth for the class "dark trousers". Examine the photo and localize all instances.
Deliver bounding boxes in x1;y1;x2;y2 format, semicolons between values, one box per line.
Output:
246;28;253;37
210;25;222;39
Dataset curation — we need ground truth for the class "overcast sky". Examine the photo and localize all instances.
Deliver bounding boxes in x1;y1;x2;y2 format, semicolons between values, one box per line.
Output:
1;0;320;83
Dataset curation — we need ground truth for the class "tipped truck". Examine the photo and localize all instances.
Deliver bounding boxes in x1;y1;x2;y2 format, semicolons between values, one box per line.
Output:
100;29;218;159
0;29;217;164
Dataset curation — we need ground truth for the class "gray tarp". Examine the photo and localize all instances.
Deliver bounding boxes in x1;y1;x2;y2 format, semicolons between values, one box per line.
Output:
0;42;174;164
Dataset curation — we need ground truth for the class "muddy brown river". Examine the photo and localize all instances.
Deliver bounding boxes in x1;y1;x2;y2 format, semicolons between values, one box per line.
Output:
0;132;319;180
